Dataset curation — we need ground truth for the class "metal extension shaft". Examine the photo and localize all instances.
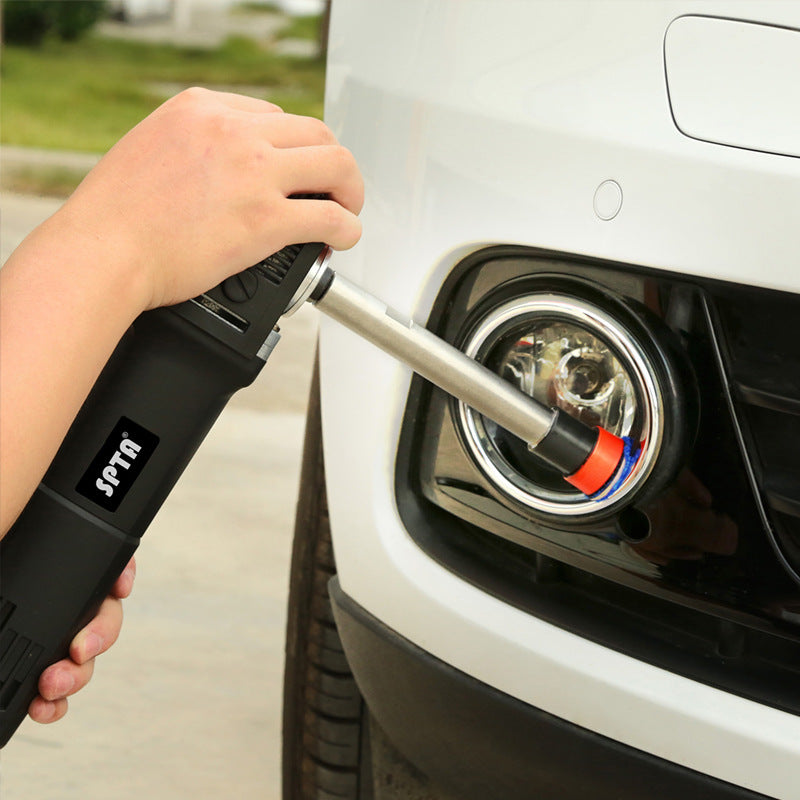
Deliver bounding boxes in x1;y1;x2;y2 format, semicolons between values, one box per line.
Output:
313;272;556;446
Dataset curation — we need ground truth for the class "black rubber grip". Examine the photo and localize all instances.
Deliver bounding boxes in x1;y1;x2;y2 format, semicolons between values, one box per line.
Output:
533;408;599;475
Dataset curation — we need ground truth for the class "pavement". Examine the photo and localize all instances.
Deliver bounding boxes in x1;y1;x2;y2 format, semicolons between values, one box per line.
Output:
0;184;318;797
1;147;102;176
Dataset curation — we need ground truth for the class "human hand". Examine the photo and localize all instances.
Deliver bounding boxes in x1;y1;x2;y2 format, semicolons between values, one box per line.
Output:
28;559;136;724
632;471;738;566
51;88;364;312
0;88;364;539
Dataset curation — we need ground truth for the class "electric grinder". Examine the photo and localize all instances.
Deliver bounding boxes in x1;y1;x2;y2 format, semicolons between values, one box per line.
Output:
0;241;636;746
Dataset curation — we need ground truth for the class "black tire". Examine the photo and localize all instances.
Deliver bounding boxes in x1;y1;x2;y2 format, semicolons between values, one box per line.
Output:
282;355;373;800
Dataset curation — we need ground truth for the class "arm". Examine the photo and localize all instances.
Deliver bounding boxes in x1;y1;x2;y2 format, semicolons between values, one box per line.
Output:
0;87;363;536
0;88;364;723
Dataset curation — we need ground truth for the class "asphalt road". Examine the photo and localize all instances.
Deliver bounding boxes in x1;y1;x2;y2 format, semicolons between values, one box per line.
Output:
1;191;318;798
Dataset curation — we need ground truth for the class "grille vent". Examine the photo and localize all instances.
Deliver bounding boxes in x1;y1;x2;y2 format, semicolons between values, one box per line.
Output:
253;245;303;286
714;287;800;579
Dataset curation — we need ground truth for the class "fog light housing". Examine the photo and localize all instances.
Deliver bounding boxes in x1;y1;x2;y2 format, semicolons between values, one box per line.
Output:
458;293;664;517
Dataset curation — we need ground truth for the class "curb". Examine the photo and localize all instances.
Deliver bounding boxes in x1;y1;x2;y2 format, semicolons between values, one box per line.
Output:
1;146;103;172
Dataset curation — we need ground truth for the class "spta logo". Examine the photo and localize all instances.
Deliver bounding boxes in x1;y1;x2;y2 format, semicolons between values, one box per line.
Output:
95;436;143;498
76;417;159;512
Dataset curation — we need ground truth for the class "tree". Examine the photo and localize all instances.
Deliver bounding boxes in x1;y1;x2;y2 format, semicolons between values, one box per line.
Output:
2;1;107;46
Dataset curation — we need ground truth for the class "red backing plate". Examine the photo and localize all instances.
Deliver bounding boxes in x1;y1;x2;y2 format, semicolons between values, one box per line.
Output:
565;428;625;495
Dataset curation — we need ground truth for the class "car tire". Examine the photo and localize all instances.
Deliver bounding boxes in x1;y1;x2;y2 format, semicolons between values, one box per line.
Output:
282;354;374;800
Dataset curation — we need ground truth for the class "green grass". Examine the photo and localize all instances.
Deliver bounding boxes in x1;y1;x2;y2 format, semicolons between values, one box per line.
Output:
1;33;325;153
276;14;322;42
232;2;285;14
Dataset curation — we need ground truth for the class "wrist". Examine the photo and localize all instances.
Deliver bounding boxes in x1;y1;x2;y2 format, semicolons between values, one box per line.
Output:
46;198;154;320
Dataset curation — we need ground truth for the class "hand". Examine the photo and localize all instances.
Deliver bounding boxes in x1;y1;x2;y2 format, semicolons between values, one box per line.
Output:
0;89;365;533
52;87;365;311
632;471;738;566
28;559;136;725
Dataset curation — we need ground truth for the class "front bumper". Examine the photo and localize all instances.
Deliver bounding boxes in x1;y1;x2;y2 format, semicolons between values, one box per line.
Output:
331;578;767;800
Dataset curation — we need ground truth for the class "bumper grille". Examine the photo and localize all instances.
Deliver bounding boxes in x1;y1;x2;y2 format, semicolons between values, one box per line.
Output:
715;288;800;580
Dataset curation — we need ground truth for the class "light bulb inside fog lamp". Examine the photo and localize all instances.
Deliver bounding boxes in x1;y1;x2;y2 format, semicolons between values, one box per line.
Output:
496;322;638;439
458;294;663;517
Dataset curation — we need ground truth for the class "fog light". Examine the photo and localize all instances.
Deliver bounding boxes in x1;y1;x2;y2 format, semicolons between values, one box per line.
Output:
458;293;664;517
497;321;637;437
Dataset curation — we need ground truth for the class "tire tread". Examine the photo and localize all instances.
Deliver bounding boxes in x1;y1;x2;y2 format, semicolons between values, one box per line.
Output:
283;356;372;800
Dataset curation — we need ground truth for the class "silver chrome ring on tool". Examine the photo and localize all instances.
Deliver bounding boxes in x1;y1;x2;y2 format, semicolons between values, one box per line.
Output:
457;294;664;517
283;246;333;316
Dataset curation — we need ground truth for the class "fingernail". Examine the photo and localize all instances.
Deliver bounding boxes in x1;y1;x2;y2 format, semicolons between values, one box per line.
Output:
38;701;56;721
83;632;105;660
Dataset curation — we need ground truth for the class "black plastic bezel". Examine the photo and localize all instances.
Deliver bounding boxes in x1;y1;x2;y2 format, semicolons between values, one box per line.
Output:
394;244;800;716
449;271;698;526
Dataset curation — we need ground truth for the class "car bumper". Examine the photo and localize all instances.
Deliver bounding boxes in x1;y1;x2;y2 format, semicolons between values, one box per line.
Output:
331;577;767;800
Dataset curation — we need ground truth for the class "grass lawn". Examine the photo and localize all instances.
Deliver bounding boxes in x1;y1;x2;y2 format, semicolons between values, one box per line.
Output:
1;31;325;153
1;27;325;195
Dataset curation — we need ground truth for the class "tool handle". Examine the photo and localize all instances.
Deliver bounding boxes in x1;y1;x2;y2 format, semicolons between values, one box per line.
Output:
0;309;257;747
0;490;140;747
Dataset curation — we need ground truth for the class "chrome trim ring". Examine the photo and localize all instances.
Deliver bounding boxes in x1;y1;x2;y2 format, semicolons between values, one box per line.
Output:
283;246;332;316
457;293;664;517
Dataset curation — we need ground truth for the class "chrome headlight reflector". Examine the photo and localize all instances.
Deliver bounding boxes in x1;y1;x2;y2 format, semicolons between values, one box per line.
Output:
458;293;664;517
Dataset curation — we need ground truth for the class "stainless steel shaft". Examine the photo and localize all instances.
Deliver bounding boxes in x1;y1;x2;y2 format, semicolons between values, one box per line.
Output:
314;272;556;446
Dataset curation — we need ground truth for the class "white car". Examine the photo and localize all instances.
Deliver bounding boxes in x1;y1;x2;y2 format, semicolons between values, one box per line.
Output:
283;3;800;798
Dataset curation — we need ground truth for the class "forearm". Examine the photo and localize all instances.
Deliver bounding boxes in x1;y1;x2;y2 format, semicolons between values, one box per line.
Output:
0;205;149;535
0;88;363;538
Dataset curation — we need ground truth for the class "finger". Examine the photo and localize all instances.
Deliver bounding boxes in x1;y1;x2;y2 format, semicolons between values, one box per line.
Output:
260;113;339;148
278;198;363;252
70;596;123;665
662;545;705;560
111;557;136;599
38;658;95;701
675;470;713;508
277;145;364;214
189;88;283;114
630;544;670;567
700;513;739;555
29;696;68;725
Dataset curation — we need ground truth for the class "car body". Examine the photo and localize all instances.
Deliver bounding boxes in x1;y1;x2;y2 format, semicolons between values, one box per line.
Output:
284;3;800;798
